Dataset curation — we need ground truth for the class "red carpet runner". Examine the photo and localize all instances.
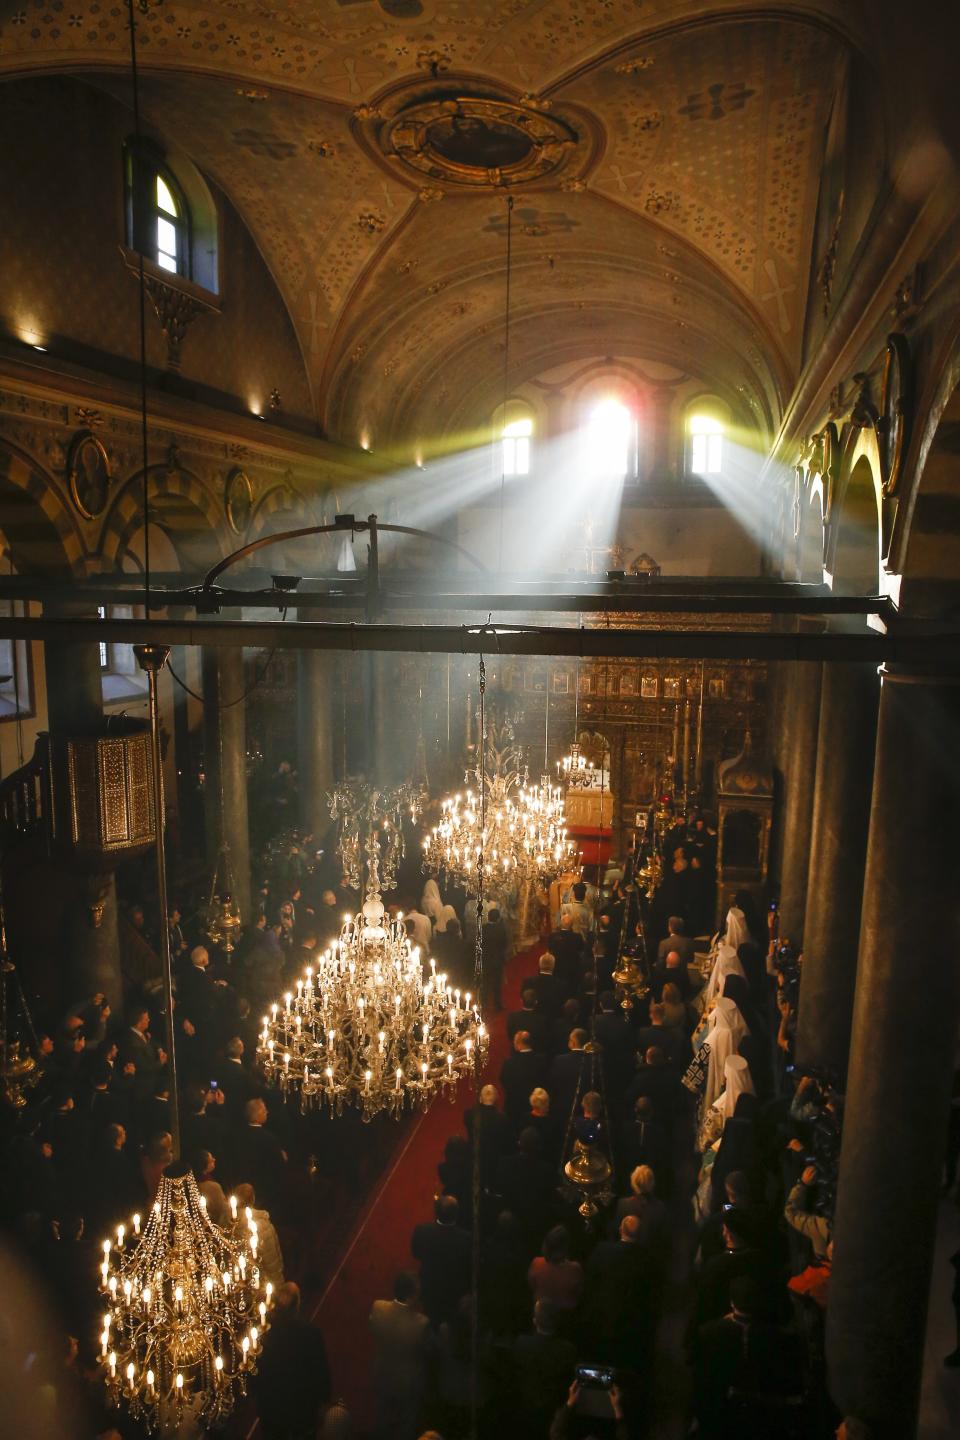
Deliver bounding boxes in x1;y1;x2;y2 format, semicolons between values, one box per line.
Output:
310;943;532;1429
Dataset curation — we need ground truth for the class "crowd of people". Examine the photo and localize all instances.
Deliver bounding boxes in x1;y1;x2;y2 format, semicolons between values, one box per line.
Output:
361;868;857;1440
0;804;906;1440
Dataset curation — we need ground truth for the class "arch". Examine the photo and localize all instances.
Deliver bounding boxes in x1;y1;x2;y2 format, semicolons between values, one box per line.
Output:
799;480;825;582
0;440;84;578
827;428;882;594
100;464;227;573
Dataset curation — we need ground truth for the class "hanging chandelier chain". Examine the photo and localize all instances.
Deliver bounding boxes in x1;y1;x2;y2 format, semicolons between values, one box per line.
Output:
474;654;485;996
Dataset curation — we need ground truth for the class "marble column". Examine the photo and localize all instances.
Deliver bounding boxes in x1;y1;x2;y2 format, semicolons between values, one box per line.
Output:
795;662;879;1075
298;650;335;837
826;669;960;1439
202;648;251;922
44;604;125;1005
67;870;124;1012
43;600;102;735
776;660;823;943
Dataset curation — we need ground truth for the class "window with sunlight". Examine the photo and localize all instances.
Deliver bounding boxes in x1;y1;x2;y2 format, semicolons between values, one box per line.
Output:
502;416;533;477
689;413;725;475
585;399;633;480
126;142;191;280
155;174;181;273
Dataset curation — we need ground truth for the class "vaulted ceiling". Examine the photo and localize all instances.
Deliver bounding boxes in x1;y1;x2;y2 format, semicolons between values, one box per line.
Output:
0;0;871;446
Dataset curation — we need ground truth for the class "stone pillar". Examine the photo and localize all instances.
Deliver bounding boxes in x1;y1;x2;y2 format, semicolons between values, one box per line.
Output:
826;669;960;1439
202;648;251;922
298;650;335;836
43;601;102;735
795;663;879;1075
68;870;123;1012
43;605;125;1006
776;660;822;943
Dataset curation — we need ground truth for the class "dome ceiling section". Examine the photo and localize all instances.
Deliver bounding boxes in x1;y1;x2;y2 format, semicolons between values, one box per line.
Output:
324;191;780;440
556;16;840;369
0;2;865;104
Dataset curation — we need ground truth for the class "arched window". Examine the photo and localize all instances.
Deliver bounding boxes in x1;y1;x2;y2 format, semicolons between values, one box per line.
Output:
584;398;636;480
502;416;533;476
493;402;535;479
687;407;727;475
126;141;191;279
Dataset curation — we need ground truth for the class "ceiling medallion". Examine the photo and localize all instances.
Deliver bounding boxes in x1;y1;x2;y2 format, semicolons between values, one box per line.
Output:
383;96;578;189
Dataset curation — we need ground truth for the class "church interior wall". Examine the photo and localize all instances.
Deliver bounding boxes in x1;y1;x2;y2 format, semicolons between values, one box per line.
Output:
0;76;315;428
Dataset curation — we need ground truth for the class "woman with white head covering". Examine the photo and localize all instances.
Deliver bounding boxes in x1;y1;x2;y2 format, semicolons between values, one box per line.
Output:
435;903;458;934
694;1054;756;1213
422;876;443;926
723;905;749;952
702;995;750;1110
697;1053;756;1152
701;941;746;1007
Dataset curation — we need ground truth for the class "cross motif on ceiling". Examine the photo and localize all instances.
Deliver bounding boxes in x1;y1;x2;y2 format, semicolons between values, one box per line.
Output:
678;82;756;121
760;257;796;334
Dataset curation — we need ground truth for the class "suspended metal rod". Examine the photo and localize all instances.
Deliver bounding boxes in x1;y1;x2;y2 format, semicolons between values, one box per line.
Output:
0;614;956;662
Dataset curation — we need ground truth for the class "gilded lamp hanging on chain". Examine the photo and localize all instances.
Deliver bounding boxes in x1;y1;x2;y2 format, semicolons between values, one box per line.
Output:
258;831;487;1120
206;841;242;952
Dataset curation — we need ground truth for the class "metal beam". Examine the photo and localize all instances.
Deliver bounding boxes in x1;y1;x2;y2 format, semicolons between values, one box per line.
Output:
0;614;957;663
0;577;893;618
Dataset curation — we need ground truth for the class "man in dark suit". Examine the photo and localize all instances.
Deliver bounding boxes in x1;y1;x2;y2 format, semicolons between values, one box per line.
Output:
693;1209;773;1328
253;1282;331;1439
592;990;636;1095
500;1031;548;1133
512;1300;577;1431
547;916;586;993
624;1045;682;1116
656;916;698;966
583;1214;659;1364
649;948;696;1001
481;907;509;1012
635;1001;690;1067
506;990;551;1055
547;1028;590;1123
520;951;568;1019
410;1194;472;1327
495;1126;556;1249
464;1083;511;1183
119;1007;166;1104
234;1097;287;1212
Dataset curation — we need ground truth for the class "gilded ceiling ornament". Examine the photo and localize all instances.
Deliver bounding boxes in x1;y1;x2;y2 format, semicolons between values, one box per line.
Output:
417;187;444;203
75;407;105;429
381;95;579;190
615;57;655;74
635;111;662;132
357;211;387;234
890;262;924;321
236;87;269;101
353;104;382;122
307;139;336;157
143;276;212;372
520;93;552;110
416;49;451;77
559;177;587;193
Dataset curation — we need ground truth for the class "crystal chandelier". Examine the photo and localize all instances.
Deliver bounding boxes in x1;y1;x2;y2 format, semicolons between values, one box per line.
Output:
258;834;487;1120
558;739;598;790
97;1171;272;1432
328;776;427;893
423;720;576;893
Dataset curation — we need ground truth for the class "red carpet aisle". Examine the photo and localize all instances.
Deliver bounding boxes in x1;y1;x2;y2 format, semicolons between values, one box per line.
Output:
311;943;534;1431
